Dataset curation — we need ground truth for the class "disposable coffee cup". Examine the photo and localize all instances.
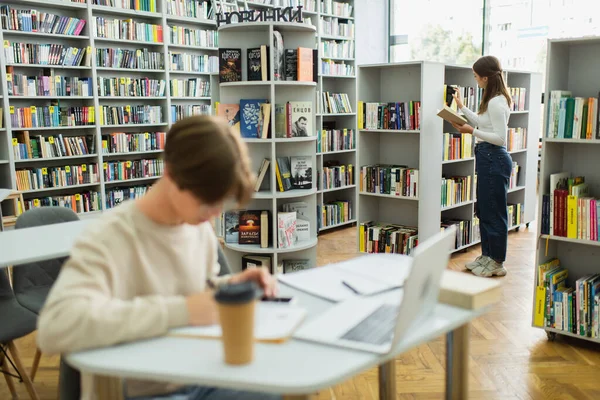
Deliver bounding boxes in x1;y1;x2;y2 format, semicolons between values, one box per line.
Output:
214;281;258;365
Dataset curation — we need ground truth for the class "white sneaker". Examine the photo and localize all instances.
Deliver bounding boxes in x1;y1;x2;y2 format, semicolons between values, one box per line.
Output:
465;255;489;271
471;258;507;277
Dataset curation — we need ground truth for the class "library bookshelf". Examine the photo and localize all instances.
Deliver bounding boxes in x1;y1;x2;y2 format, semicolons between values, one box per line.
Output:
357;61;540;255
533;37;600;343
0;0;357;234
217;21;318;273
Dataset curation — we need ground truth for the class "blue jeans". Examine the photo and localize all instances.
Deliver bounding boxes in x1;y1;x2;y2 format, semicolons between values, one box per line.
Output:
475;141;513;263
127;386;283;400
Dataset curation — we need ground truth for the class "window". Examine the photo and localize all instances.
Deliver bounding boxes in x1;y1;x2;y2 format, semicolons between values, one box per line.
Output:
389;0;484;65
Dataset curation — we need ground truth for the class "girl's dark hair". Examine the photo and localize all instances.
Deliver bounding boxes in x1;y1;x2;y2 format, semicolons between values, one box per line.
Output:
163;115;254;206
473;55;512;114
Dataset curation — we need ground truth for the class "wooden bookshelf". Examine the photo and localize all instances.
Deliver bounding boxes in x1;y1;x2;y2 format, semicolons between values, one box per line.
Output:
356;61;541;255
534;37;600;344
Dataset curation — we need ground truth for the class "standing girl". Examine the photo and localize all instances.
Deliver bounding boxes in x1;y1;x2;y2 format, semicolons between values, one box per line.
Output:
451;55;513;278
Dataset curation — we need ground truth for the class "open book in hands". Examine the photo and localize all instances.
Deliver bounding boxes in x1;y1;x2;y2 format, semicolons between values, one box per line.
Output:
437;105;468;125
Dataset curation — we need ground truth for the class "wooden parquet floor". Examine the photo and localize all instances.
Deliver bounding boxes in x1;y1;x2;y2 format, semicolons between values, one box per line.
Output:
3;225;600;399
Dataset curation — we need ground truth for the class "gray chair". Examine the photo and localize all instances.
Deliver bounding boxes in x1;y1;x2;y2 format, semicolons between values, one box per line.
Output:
58;244;233;400
0;269;40;400
12;207;80;382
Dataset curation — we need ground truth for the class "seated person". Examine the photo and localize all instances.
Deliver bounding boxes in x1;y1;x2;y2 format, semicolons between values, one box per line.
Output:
37;115;281;400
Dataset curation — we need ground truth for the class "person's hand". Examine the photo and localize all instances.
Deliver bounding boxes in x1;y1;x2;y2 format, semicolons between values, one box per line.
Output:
229;267;278;297
186;292;219;326
452;90;464;110
451;121;474;134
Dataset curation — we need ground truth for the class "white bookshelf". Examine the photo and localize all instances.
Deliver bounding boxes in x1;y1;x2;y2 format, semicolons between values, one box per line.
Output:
0;0;223;220
357;61;541;255
217;21;318;273
533;37;600;343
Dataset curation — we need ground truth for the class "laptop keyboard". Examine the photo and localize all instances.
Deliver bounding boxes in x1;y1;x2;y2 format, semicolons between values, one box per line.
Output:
340;304;398;345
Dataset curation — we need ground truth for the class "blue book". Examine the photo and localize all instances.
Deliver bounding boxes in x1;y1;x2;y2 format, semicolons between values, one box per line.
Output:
240;99;267;138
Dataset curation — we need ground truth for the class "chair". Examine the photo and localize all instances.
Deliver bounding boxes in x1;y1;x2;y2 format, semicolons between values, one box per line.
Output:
58;244;233;400
12;207;79;382
0;268;40;400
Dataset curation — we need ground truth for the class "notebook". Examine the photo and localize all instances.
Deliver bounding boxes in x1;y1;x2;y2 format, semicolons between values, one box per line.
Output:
169;302;307;343
277;254;410;302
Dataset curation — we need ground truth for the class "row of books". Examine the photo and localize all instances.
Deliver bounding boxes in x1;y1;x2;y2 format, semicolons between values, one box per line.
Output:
359;221;418;255
318;200;351;230
15;164;100;191
508;87;527;112
507;127;527;151
13;133;94;160
171;104;211;122
441;175;472;208
442;132;473;161
11;106;95;129
316;127;355;153
242;255;311;275
541;173;598;240
320;40;354;59
106;185;149;208
275;156;312;192
444;85;479;113
221;207;310;249
441;219;472;250
321;0;353;17
218;45;314;83
104;159;163;182
96;47;164;70
0;6;86;36
21;191;101;214
102;132;166;154
4;43;91;67
508;202;524;228
319;19;354;38
94;17;164;43
170;53;217;73
169;25;217;48
320;162;353;190
534;258;600;339
165;0;213;19
95;0;157;12
321;59;354;76
359;165;419;198
170;78;210;97
8;74;93;97
97;77;166;97
546;91;599;139
319;92;353;115
358;101;421;131
509;161;520;190
98;105;162;126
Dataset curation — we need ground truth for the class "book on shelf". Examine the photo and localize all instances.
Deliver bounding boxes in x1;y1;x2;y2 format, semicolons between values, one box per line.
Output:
218;48;242;82
317;125;355;153
254;158;270;192
441;175;471;208
436;104;467;125
277;211;297;249
360;165;418;198
274;101;314;138
441;219;471;250
275;157;293;192
442;132;472;161
216;103;240;135
283;259;311;274
239;99;270;139
238;209;269;247
297;47;313;82
321;161;353;190
289;156;312;190
444;84;479;112
242;254;272;273
247;45;269;81
319;200;351;230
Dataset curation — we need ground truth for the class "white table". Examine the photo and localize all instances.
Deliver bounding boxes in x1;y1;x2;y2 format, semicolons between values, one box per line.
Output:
67;282;485;400
0;220;90;267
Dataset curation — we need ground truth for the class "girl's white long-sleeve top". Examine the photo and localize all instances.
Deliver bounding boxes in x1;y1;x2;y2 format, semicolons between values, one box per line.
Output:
460;95;510;147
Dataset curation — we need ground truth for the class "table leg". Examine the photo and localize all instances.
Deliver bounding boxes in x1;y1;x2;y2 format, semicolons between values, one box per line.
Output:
94;375;124;400
378;359;396;400
445;323;470;400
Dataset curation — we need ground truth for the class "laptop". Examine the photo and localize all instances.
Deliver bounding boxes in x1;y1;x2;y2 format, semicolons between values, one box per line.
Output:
293;225;456;354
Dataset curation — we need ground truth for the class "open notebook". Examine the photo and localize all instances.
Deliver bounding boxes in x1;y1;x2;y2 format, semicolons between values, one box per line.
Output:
169;303;307;343
277;254;411;302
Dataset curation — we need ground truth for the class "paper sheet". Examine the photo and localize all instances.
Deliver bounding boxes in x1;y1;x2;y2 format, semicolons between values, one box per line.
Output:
170;303;307;342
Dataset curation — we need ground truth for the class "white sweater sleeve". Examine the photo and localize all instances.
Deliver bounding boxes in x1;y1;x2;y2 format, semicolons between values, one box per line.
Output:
460;106;480;127
472;97;509;146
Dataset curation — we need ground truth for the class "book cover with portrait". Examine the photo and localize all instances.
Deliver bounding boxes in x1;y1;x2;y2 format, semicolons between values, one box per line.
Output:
289;101;313;137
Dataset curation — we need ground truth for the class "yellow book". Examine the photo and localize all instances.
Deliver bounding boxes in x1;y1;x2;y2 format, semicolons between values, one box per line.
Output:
357;101;364;129
359;224;365;252
567;195;577;238
533;285;546;327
